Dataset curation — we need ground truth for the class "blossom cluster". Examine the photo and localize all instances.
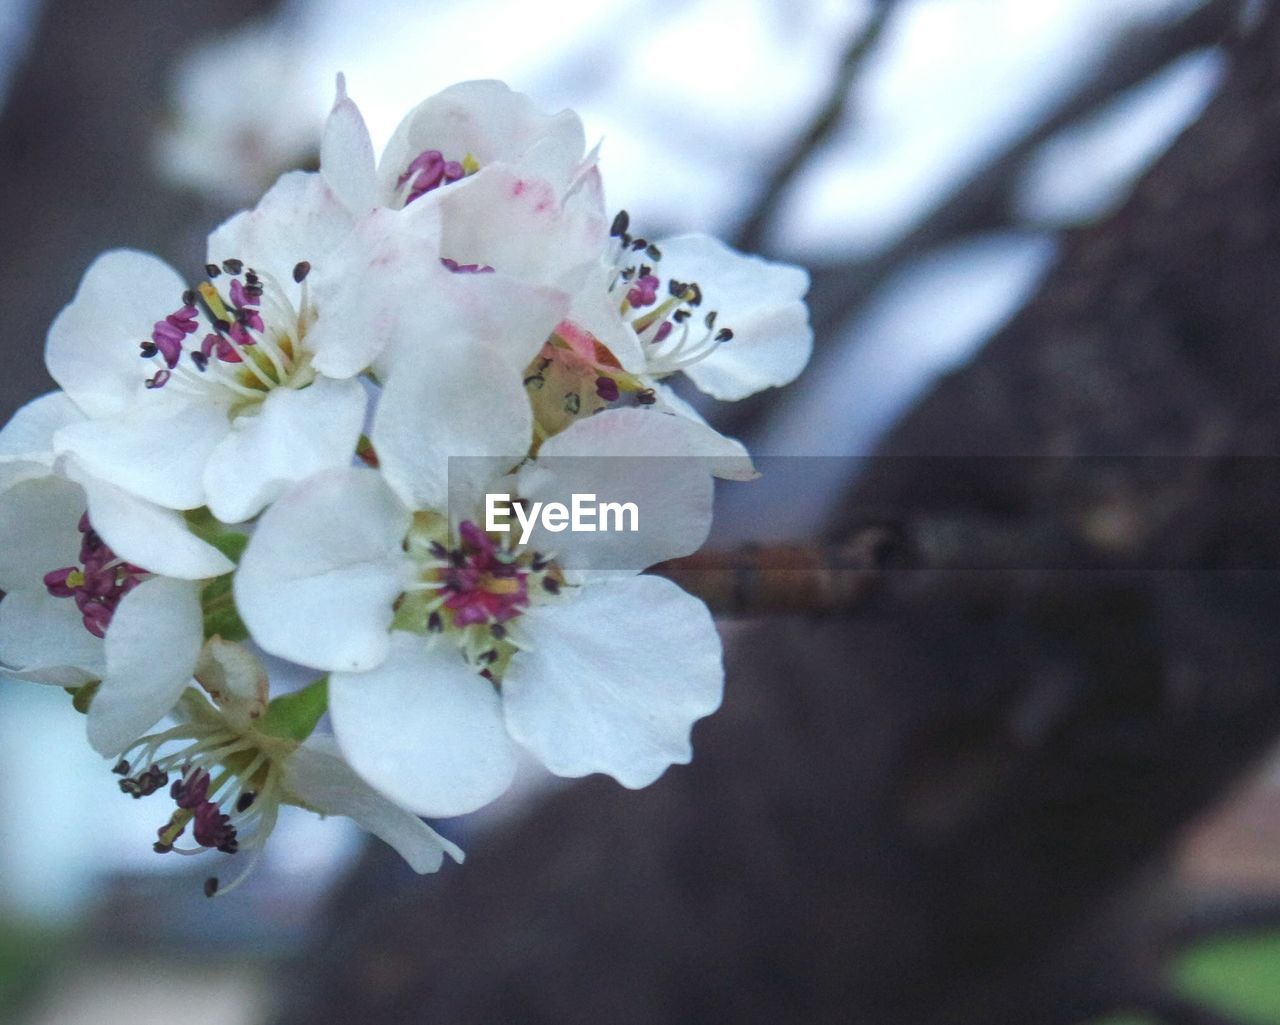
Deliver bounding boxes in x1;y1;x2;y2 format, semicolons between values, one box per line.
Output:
0;78;812;893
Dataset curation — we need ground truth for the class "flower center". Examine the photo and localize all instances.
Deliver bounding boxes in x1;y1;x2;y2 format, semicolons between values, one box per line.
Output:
520;211;738;444
397;149;479;207
607;209;734;375
43;513;150;637
394;515;563;678
138;258;316;410
114;689;291;896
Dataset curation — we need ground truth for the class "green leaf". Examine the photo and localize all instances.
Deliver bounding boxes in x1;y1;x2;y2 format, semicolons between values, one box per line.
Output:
200;573;248;642
258;676;329;742
1174;931;1280;1025
183;507;249;562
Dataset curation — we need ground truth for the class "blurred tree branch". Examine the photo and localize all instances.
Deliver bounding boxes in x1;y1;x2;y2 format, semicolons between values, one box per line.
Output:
720;0;1245;438
733;0;904;254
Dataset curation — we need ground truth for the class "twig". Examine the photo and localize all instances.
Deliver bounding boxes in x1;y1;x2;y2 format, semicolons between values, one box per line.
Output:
733;0;903;253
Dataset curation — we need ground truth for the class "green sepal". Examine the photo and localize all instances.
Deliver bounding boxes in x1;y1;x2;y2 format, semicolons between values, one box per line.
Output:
183;507;249;562
66;680;99;714
200;573;249;642
258;676;329;742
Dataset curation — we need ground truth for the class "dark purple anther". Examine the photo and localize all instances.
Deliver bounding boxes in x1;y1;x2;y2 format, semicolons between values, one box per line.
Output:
440;258;495;274
80;601;112;638
43;567;77;597
44;516;152;638
145;370;171;390
399;149;468;205
119;763;170;799
171;768;212;809
201;333;242;364
595;376;620;402
193;801;239;854
229;278;258;309
653;320;674;344
627;274;660;308
439;521;531;628
149;305;200;368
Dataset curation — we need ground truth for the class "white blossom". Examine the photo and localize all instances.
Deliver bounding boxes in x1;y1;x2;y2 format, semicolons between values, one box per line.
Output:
113;639;462;894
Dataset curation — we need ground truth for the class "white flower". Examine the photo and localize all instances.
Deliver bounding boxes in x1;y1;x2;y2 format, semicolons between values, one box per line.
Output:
234;407;725;816
0;393;233;753
45;170;369;523
320;76;593;216
600;227;814;402
112;638;462;895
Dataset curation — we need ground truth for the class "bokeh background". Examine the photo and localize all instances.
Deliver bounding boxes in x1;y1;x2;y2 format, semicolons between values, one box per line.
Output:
1;1;1278;1023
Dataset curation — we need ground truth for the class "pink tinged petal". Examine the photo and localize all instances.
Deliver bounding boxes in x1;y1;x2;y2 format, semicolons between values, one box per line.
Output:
435;166;604;294
285;736;464;874
320;74;379;216
0;474;85;590
503;575;723;788
305;202;446;380
0;589;105;685
377;79;586;201
202;376;367;523
371;272;565;511
515;408;717;574
63;459;233;580
88;576;205;756
47;250;193;418
53;398;229;510
207;170;356;294
0;392;85;465
652;234;813;401
329;633;518;819
234;467;411;673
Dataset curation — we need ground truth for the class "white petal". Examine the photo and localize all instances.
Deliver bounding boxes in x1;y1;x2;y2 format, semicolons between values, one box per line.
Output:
0;474;85;590
435;166;604;292
234;467;410;672
371;271;565;510
46;250;189;418
330;632;518;818
54;397;229;510
207;170;356;290
0;392;85;465
306;203;445;380
88;576;205;756
203;377;366;523
564;261;646;373
656;234;813;401
320;74;378;216
650;383;757;481
515;408;715;573
65;460;234;580
286;736;464;874
377;80;585;199
503;575;723;787
0;589;104;684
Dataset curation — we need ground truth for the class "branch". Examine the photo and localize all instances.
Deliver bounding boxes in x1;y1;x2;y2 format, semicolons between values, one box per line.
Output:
733;1;904;253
